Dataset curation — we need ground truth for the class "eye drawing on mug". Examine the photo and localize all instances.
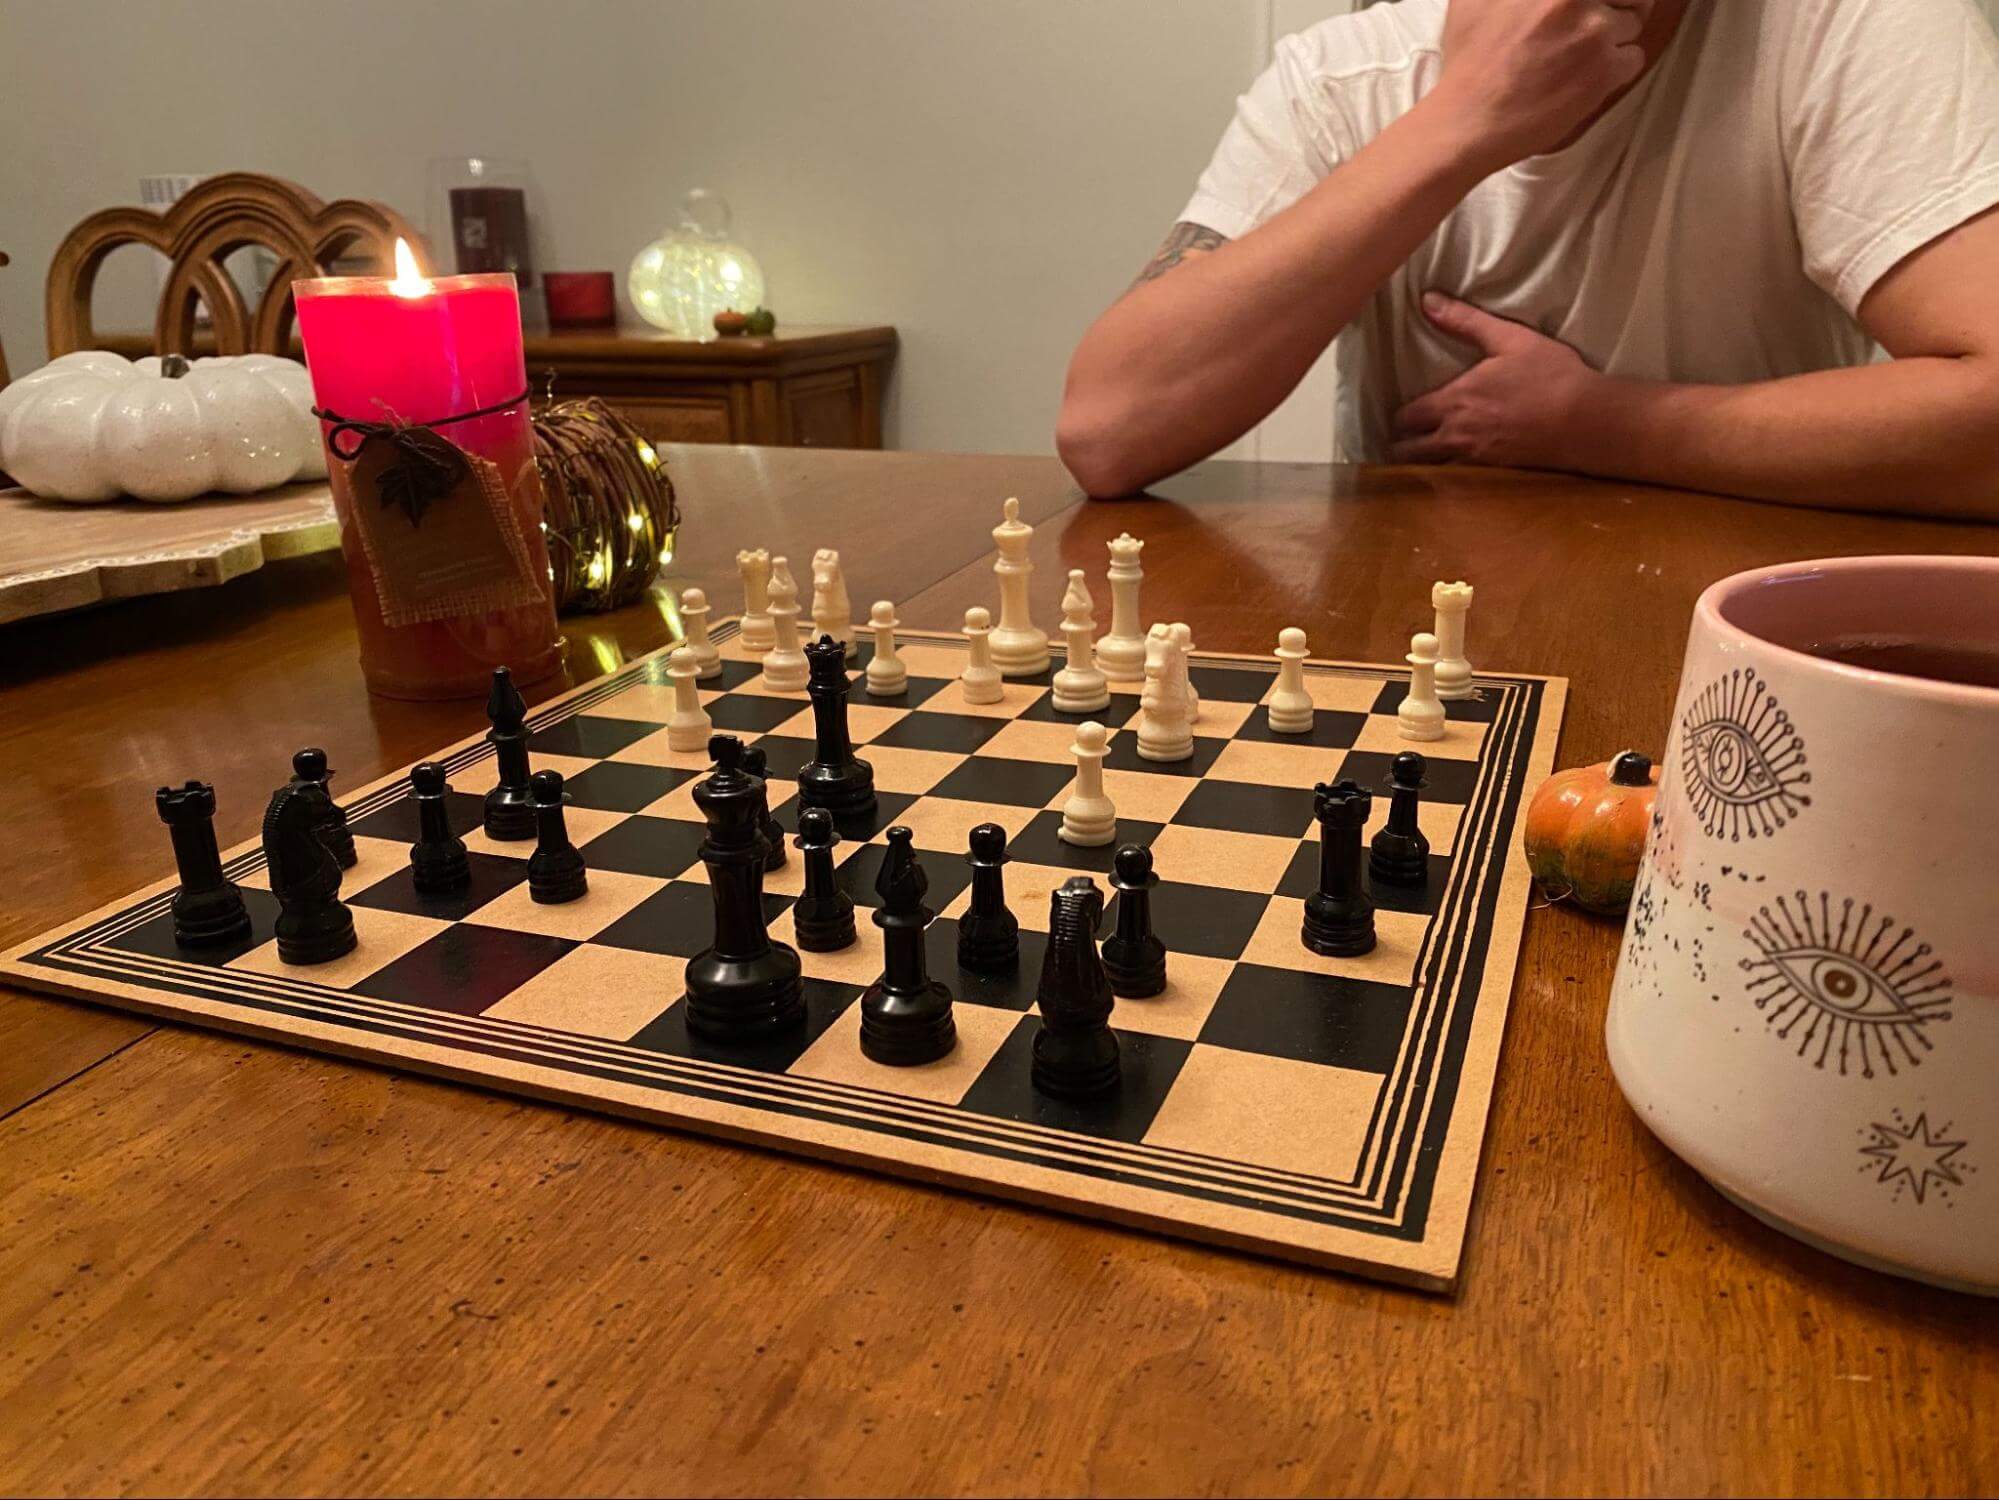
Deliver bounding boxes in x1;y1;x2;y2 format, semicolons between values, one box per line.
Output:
1678;669;1811;839
1741;892;1953;1078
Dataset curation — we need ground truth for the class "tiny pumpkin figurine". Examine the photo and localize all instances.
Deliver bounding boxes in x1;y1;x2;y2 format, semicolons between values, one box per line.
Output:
712;308;749;336
1524;750;1660;915
744;306;776;336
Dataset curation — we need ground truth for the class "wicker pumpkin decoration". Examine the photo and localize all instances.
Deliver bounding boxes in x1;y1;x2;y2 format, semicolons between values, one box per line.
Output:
1524;750;1660;914
532;397;680;614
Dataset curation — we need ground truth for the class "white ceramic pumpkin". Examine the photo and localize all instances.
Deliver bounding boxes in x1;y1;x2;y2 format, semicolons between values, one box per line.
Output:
0;350;327;503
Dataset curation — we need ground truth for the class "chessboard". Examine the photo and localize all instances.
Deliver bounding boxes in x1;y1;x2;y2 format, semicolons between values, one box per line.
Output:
3;622;1563;1290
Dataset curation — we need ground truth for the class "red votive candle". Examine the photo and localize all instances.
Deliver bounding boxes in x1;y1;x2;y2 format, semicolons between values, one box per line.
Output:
543;271;617;329
295;259;563;700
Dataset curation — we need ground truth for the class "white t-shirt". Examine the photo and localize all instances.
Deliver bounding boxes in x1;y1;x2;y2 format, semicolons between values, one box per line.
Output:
1181;0;1999;463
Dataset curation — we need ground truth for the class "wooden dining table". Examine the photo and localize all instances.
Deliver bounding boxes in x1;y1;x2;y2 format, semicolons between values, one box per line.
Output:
2;445;1994;1497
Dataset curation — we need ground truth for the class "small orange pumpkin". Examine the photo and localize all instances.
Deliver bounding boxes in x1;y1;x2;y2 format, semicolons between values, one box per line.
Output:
1523;750;1659;915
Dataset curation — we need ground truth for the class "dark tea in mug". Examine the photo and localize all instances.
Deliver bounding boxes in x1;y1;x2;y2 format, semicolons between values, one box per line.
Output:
1803;634;1999;689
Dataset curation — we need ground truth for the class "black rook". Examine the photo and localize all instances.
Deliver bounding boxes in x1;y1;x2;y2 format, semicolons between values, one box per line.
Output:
1303;778;1376;957
156;780;252;947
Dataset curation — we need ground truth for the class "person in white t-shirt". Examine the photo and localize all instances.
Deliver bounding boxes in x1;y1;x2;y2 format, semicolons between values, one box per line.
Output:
1056;0;1999;519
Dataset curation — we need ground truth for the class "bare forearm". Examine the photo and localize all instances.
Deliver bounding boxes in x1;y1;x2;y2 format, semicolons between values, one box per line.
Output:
1058;96;1493;496
1573;360;1999;521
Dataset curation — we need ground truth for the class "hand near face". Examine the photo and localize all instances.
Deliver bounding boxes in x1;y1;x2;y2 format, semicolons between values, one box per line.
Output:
1433;0;1654;169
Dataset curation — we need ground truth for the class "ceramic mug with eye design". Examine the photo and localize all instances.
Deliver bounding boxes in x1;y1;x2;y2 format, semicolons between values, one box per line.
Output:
1606;555;1999;1293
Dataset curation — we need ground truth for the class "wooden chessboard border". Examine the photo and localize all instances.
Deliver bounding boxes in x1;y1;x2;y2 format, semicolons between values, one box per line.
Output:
3;623;1566;1288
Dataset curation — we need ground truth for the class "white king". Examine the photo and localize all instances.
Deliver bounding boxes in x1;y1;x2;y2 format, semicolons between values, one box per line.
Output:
988;496;1051;675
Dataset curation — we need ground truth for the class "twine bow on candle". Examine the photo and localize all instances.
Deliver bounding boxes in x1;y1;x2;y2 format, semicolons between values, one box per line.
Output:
313;389;530;527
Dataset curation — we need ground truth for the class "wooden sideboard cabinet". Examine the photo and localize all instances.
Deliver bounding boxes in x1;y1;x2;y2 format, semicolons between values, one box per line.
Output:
97;323;897;450
522;324;896;449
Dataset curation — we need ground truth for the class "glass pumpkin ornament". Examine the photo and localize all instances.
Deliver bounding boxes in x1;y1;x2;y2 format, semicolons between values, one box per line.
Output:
627;189;767;338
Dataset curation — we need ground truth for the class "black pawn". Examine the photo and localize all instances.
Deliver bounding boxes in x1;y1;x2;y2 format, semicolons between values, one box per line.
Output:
263;783;356;965
797;635;877;824
289;747;356;868
409;761;472;894
1031;876;1120;1099
683;734;805;1041
1303;779;1376;956
956;822;1020;973
1101;844;1167;999
527;770;588;904
740;744;788;874
792;807;857;951
1368;751;1431;888
483;667;536;841
859;827;957;1066
156;780;251;947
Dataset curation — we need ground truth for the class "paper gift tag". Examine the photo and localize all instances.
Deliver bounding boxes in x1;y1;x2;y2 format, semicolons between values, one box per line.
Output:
344;426;547;628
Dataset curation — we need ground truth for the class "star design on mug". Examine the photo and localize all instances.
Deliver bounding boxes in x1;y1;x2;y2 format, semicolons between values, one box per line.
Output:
1857;1112;1970;1206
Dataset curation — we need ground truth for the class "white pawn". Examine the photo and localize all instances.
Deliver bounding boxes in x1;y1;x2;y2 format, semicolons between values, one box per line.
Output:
678;586;723;681
737;548;775;654
865;599;907;697
1399;631;1447;741
988;497;1050;675
961;606;1004;705
1432;580;1475;700
1170;621;1200;722
1136;630;1194;763
811;548;854;650
1268;627;1313;734
762;556;809;692
1051;569;1110;713
665;647;714;752
1059;721;1117;847
1097;532;1147;682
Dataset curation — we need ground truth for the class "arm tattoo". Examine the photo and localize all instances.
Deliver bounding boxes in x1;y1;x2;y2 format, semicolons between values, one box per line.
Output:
1132;221;1228;287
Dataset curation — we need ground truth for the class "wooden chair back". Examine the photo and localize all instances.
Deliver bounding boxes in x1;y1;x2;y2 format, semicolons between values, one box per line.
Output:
44;172;426;358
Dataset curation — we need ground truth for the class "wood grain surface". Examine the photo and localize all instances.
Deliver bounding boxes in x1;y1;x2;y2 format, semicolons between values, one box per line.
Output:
2;448;1995;1497
0;483;338;625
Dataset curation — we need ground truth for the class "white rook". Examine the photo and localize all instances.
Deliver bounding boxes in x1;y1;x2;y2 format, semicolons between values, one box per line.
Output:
1432;580;1474;700
1096;532;1147;682
737;548;775;653
988;496;1050;675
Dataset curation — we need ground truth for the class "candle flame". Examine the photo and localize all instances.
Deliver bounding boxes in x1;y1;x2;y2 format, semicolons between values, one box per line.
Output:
389;238;431;298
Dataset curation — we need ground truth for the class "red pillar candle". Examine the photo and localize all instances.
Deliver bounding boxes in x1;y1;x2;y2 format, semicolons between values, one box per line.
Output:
295;249;562;700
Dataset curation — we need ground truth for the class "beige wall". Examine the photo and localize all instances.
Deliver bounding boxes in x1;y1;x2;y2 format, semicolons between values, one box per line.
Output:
0;0;1268;456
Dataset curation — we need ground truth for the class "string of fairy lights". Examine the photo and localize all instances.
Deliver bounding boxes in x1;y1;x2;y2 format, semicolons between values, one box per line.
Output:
531;396;680;613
